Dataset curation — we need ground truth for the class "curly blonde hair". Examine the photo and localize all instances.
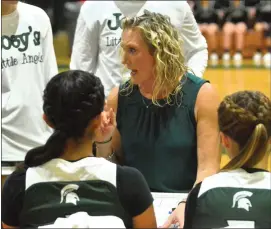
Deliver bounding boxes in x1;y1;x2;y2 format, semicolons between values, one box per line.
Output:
120;10;189;106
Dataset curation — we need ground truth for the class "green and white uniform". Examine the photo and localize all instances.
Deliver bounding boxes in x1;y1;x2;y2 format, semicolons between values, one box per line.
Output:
2;157;153;228
184;168;271;228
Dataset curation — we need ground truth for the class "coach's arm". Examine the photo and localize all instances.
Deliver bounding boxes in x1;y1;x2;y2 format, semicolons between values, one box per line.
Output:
194;82;221;185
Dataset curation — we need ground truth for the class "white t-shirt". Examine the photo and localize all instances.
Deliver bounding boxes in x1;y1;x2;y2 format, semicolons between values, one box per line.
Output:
1;2;58;161
70;1;208;97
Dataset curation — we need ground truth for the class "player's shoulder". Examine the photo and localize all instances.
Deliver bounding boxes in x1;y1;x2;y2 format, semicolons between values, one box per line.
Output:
117;165;146;185
80;1;114;22
199;169;271;197
150;1;190;13
164;1;190;10
18;2;50;21
117;165;143;176
17;1;51;36
3;165;27;189
81;1;113;13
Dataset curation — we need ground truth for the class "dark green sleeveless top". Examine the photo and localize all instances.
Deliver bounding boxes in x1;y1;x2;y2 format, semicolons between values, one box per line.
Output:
117;73;208;192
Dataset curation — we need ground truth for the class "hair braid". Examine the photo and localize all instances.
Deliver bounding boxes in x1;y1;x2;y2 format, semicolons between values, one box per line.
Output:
219;90;271;170
24;70;105;167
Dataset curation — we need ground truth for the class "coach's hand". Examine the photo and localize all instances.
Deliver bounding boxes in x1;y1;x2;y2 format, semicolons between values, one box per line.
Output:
161;202;186;228
94;103;116;143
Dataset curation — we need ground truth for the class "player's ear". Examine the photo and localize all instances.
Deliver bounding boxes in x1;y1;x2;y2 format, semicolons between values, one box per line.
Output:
43;114;54;129
220;132;230;149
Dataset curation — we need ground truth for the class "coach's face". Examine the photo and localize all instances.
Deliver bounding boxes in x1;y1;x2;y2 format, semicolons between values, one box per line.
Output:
121;28;155;86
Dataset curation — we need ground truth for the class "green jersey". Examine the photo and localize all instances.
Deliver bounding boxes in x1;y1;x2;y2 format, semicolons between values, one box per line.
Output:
184;168;271;228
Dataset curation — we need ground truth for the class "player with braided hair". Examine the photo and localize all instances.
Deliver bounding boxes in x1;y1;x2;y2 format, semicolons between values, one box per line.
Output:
164;91;271;228
2;70;156;228
218;91;271;171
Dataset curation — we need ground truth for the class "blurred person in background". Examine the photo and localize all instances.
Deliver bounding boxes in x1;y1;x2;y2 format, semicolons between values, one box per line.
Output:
1;1;58;164
25;0;85;53
253;0;271;68
221;0;258;67
25;0;69;35
189;0;226;66
64;0;85;54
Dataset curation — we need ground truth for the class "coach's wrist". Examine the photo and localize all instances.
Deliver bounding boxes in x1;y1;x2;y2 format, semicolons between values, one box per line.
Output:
95;137;112;144
178;198;187;206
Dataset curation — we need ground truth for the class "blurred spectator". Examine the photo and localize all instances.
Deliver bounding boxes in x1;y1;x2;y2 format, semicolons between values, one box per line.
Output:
253;1;271;67
23;0;49;10
24;0;82;35
1;0;58;163
25;0;84;53
51;0;67;34
191;0;225;66
221;0;258;67
64;0;84;54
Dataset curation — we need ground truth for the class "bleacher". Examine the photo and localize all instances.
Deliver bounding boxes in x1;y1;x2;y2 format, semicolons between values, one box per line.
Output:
207;30;264;58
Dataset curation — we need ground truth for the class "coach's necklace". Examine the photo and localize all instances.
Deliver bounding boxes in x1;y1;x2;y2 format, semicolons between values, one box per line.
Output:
141;95;152;108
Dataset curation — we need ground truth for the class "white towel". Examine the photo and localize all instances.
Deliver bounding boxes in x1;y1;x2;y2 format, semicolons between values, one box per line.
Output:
38;212;126;228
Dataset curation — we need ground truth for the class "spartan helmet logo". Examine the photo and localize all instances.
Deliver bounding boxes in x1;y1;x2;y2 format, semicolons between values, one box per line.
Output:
232;191;253;211
60;184;80;205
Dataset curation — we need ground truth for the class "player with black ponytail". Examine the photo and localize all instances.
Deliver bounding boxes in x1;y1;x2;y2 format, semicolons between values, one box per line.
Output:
2;70;156;229
24;70;104;167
